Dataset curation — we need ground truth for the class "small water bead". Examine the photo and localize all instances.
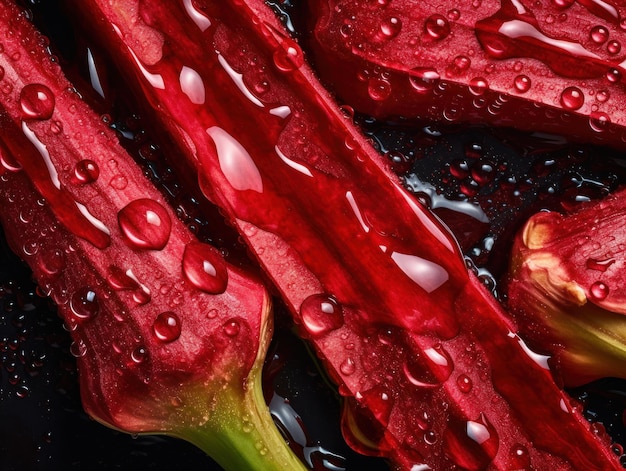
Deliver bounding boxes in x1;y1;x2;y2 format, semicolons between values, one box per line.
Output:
606;68;622;83
223;318;241;337
589;111;611;132
424;14;451;40
380;17;402;39
589;281;609;300
590;25;609;44
509;444;531;469
340;357;356;375
456;374;473;393
19;83;55;120
109;175;128;190
70;340;87;358
367;77;392;101
513;74;531;93
152;311;181;343
70;287;99;321
424;430;438;445
595;89;610;103
118;198;172;250
607;39;621;54
300;294;344;336
409;68;440;94
37;248;65;276
448;8;461;20
73;159;99;184
273;37;304;72
469;77;488;96
560;86;584;110
131;346;148;364
182;241;228;294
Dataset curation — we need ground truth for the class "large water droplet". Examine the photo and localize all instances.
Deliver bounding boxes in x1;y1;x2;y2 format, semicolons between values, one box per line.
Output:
73;159;99;184
223;318;241;337
589;281;609;300
409;68;440;94
590;25;609;44
273;36;304;72
153;311;182;342
424;14;450;40
182;241;228;294
70;287;99;321
514;74;531;93
379;17;402;39
118;198;172;250
300;294;344;336
367;77;392;101
560;86;584;110
20;83;55;120
37;248;65;276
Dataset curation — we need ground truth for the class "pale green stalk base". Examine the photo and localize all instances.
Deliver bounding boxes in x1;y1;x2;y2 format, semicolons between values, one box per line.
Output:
172;370;307;471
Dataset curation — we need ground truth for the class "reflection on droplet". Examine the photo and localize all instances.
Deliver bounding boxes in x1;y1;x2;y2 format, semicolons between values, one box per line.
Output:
207;126;263;192
590;281;609;300
182;241;228;294
73;159;99;184
180;66;206;105
153;311;182;342
70;287;99;321
20;83;55;120
560;86;584;110
391;251;449;292
300;294;344;336
424;14;450;40
118;198;172;250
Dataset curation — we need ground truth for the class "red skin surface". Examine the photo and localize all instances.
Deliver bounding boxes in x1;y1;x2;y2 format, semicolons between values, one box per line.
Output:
0;0;269;441
64;0;623;469
306;0;626;150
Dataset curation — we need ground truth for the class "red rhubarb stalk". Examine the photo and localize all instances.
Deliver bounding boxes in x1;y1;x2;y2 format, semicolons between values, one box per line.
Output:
304;0;626;150
67;0;622;469
0;2;305;470
506;188;626;387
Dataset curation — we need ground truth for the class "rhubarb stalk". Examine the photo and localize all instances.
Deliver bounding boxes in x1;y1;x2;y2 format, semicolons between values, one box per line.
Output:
0;2;304;470
305;0;626;150
68;0;622;468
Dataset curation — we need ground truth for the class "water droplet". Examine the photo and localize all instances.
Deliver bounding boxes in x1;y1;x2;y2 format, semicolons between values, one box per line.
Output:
403;343;454;387
589;111;611;132
131;346;147;364
607;40;621;54
590;25;609;44
19;83;55;120
118;198;172;250
469;77;488;96
509;444;531;469
444;413;499;470
109;175;128;190
182;241;228;294
273;37;304;72
514;74;531;93
380;17;402;39
153;311;182;342
37;248;65;276
457;374;473;393
300;294;344;336
223;318;241;337
73;159;99;184
70;287;99;321
367;77;392;101
560;86;584;110
606;68;621;83
424;14;450;40
595;89;610;102
424;430;438;445
70;339;87;357
409;68;440;94
340;357;356;375
590;281;609;300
